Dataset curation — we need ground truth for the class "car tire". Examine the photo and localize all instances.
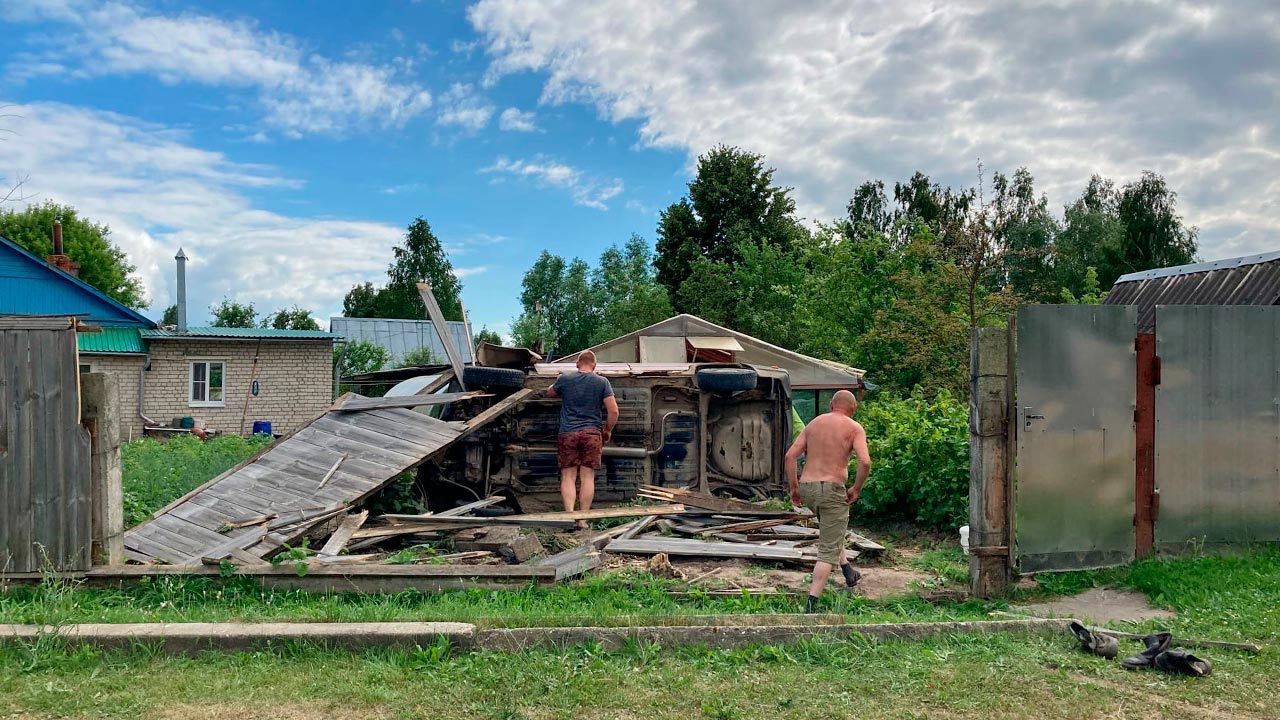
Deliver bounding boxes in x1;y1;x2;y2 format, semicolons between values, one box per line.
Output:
462;366;527;390
695;367;758;392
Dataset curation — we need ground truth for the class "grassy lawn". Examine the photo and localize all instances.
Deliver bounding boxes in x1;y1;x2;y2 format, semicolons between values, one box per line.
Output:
122;434;270;527
2;547;1277;719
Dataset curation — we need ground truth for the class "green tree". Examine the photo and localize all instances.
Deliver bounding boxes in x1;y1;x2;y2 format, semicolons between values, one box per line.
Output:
1060;266;1107;304
655;145;808;325
161;304;178;326
342;217;464;320
590;234;672;345
1057;175;1123;298
1104;171;1198;286
398;346;440;367
0;200;147;308
335;340;390;377
210;299;257;328
510;251;599;355
992;168;1059;302
474;327;503;347
262;305;321;330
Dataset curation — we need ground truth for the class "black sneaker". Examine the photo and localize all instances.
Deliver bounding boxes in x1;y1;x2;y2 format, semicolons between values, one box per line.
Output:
1121;632;1172;669
1154;648;1213;676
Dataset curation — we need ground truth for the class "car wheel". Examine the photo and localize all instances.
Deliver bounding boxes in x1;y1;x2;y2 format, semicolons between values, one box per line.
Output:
695;367;758;392
462;366;527;390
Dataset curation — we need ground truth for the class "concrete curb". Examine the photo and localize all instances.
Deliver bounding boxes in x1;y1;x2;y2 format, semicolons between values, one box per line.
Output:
476;618;1070;651
0;618;1068;654
0;622;476;653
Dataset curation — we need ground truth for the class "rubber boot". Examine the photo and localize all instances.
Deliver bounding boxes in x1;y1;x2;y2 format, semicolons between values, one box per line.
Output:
1154;648;1213;676
840;562;862;588
1069;621;1119;659
1121;632;1173;669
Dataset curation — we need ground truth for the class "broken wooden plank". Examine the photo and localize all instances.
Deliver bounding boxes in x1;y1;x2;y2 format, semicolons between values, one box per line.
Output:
695;517;802;536
536;543;601;580
636;484;769;513
333;391;490;413
383;503;685;525
83;562;558;593
219;513;277;532
617;515;658;541
316;453;348;490
605;537;818;563
848;531;886;552
318;510;369;557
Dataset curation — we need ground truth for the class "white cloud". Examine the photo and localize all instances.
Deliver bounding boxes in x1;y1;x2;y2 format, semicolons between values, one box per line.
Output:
436;83;495;132
453;266;489;278
0;102;405;321
498;107;539;132
483;156;623;210
381;183;426;195
469;0;1280;259
2;0;432;136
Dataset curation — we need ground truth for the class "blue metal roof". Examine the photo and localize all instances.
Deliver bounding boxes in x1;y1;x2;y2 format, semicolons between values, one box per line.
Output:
0;234;155;327
141;326;340;340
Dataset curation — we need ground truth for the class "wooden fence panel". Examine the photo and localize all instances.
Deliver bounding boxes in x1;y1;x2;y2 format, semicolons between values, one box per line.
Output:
0;320;92;573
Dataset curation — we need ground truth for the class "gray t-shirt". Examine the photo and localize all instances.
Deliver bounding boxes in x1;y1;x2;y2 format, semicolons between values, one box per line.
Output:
551;371;615;434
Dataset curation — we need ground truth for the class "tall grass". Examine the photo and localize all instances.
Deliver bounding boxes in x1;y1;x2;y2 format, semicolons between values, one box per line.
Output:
122;434;271;527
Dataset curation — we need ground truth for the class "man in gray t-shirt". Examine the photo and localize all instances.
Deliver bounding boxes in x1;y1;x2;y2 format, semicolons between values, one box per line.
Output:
547;350;618;528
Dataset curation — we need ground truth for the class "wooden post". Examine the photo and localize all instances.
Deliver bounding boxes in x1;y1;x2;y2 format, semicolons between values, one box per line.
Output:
81;372;124;566
1134;333;1157;558
969;327;1012;598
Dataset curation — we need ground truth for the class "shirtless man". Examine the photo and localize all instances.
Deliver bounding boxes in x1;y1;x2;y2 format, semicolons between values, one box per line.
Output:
786;390;872;612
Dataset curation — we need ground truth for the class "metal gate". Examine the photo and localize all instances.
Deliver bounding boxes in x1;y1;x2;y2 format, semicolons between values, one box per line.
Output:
1155;306;1280;548
1014;305;1137;572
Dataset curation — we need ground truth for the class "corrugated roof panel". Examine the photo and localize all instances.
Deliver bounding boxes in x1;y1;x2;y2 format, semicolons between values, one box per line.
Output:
328;316;474;363
1106;254;1280;332
78;327;145;354
141;326;339;340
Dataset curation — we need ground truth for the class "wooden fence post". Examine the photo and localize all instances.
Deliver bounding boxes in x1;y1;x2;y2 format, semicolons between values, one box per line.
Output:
81;372;124;566
969;327;1012;598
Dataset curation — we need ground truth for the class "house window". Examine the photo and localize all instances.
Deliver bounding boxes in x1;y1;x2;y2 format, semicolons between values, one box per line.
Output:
79;363;93;374
189;360;225;407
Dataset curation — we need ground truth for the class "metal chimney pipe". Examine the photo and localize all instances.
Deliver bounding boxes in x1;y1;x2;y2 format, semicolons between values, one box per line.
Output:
175;248;188;333
52;222;64;255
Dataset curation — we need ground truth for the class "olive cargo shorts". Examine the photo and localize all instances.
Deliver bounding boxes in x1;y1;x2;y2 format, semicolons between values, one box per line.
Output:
798;481;850;565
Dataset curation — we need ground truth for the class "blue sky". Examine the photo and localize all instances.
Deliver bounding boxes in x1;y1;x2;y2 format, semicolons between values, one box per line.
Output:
2;1;1277;338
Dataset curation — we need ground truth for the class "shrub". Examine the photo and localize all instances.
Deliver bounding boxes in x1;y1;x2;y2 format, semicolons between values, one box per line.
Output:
852;389;969;529
122;433;271;527
399;346;440;367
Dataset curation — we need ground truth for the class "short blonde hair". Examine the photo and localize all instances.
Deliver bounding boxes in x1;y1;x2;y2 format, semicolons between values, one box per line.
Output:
576;350;597;369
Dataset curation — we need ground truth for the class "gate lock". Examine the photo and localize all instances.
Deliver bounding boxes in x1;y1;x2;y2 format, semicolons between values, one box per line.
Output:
1023;407;1046;431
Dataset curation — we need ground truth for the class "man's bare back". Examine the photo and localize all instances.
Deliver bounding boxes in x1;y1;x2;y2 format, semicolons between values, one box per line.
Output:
797;412;864;483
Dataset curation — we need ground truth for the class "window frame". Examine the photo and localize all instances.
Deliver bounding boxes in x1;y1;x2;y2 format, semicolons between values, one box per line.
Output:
188;359;227;408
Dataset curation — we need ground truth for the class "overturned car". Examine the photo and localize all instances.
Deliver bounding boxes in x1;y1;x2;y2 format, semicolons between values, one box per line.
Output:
414;362;793;512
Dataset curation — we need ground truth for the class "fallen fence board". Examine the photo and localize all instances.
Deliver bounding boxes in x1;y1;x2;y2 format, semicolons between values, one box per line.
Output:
605;537;817;563
318;511;369;557
333;391;489;412
124;400;469;564
79;563;556;593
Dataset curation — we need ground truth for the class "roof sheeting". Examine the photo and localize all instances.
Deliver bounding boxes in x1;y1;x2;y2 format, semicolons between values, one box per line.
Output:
142;326;339;340
1105;252;1280;333
561;314;866;389
0;234;155;327
78;327;146;354
329;316;474;363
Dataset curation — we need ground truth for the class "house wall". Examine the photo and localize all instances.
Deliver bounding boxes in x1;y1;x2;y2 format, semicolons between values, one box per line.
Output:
79;354;147;440
143;340;333;436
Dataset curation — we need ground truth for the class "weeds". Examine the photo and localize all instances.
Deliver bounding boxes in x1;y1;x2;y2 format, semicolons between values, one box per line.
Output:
122;434;270;527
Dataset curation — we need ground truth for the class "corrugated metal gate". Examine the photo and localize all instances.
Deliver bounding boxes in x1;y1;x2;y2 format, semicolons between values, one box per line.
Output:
1155;306;1280;548
1013;305;1137;572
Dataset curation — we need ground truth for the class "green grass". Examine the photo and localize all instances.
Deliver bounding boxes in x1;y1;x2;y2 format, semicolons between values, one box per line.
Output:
2;548;1278;718
122;434;271;526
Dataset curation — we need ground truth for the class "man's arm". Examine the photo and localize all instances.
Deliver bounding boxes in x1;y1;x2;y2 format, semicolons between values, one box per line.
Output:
545;375;562;398
602;395;619;442
785;429;807;507
847;421;872;503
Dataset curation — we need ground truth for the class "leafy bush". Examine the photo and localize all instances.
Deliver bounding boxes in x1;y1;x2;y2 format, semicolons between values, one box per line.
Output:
122;434;271;527
398;346;440;367
852;389;969;529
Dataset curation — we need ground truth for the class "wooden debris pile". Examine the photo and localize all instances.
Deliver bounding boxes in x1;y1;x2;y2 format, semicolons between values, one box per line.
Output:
212;482;883;586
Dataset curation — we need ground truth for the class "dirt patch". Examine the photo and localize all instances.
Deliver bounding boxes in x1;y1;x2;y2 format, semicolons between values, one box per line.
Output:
150;703;384;720
1013;587;1177;624
615;557;933;599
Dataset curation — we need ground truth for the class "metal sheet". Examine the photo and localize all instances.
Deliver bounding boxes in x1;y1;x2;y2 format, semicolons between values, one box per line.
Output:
1015;305;1136;572
1155;306;1280;548
638;336;685;362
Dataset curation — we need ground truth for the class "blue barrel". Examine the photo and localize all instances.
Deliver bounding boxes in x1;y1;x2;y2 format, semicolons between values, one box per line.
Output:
251;420;272;436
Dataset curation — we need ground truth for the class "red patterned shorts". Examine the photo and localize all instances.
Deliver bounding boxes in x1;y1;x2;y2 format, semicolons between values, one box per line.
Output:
557;429;603;469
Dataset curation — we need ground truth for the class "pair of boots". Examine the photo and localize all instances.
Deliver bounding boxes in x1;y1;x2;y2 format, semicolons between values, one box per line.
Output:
1069;622;1213;676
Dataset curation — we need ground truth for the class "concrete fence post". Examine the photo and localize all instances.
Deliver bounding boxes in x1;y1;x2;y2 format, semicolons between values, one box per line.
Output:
81;372;124;566
969;326;1012;598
